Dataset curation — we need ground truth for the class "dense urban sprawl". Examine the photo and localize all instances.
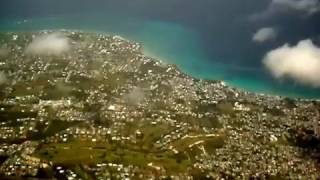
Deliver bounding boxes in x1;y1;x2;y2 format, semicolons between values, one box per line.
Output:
0;31;319;179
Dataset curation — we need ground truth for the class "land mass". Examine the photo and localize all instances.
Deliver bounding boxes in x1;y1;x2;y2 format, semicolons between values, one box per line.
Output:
0;30;320;179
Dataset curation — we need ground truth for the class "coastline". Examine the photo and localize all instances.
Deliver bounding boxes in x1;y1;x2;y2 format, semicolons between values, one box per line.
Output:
1;15;320;99
0;30;320;178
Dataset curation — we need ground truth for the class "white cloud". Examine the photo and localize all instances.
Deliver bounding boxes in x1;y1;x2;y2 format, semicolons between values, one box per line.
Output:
251;0;320;20
253;27;278;43
263;39;320;87
25;33;71;56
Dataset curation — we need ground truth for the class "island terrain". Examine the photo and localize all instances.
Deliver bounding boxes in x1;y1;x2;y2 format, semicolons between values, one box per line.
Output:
0;31;319;179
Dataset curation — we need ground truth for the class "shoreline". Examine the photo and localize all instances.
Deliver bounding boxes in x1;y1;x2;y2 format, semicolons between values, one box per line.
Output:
1;30;320;178
1;28;319;101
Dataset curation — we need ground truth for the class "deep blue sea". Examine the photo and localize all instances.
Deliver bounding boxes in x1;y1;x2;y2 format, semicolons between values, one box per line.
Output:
0;11;320;99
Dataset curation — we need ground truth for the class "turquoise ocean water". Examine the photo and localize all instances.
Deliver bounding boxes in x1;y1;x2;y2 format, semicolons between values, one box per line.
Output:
0;14;319;99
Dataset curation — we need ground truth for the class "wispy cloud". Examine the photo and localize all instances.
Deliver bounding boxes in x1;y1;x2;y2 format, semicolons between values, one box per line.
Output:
25;33;71;56
123;87;145;105
251;0;320;20
0;71;8;85
253;27;278;43
0;47;9;57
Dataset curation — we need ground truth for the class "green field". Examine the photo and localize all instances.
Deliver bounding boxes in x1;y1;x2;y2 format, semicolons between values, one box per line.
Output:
34;139;191;173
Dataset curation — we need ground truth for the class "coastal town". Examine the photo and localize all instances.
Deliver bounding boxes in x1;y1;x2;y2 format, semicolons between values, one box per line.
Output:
0;30;320;179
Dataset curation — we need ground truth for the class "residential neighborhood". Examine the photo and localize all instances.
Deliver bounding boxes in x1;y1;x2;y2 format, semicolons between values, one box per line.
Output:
0;31;319;179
